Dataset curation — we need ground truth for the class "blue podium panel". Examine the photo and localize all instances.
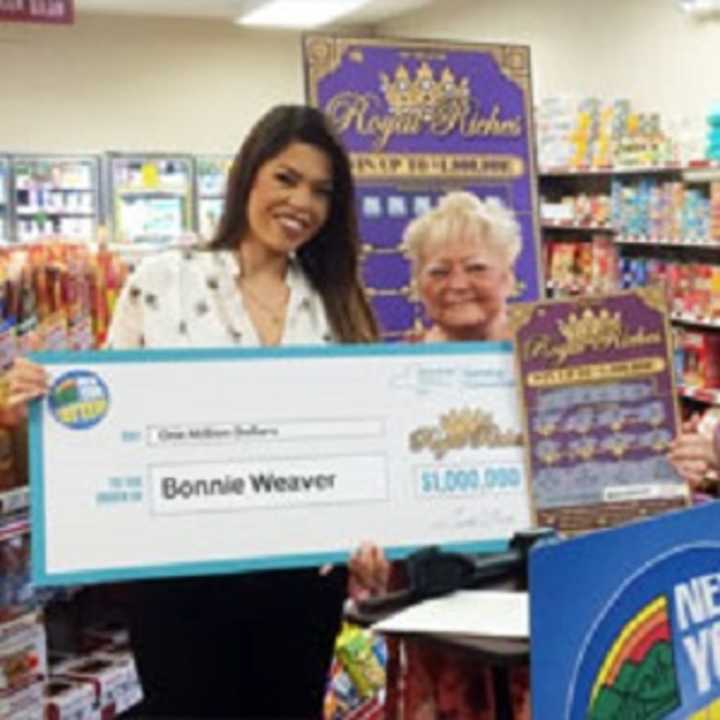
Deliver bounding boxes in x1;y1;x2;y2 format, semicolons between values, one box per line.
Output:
531;502;720;720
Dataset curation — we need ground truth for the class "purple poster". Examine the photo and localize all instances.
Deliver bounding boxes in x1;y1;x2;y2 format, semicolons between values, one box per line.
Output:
512;287;689;534
303;36;542;340
0;0;74;24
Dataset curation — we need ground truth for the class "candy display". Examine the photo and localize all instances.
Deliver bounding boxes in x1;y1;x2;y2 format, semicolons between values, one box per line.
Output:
324;624;386;720
0;239;134;719
611;177;710;242
545;235;620;297
541;192;611;227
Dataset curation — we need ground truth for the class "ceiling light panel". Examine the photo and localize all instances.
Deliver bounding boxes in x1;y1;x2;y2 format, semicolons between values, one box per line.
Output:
236;0;369;28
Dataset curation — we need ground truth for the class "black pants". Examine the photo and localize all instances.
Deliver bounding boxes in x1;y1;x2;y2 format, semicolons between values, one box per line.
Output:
126;567;347;718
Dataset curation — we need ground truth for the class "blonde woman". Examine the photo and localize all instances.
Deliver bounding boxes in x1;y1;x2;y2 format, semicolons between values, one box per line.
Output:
403;191;521;343
350;191;524;595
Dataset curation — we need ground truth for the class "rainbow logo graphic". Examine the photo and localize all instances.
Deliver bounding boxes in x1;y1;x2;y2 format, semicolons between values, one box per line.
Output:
48;369;110;430
587;595;680;719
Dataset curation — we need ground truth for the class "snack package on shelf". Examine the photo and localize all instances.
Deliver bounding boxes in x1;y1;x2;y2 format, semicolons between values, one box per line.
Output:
0;517;32;617
589;235;620;293
548;242;582;295
0;676;44;720
672;327;685;386
702;334;720;388
88;645;142;716
682;331;707;387
709;266;720;321
678;330;720;391
324;623;386;720
0;610;47;692
44;677;100;720
10;258;42;358
711;182;720;241
50;651;141;719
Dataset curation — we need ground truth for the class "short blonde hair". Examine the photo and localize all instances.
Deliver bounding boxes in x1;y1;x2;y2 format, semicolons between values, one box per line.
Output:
402;192;522;282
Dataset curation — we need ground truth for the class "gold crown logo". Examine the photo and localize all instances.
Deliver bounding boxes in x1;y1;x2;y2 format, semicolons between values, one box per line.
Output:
557;308;622;350
380;62;470;119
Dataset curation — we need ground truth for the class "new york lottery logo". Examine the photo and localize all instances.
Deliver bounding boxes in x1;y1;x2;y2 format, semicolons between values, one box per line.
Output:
586;595;679;719
48;370;110;430
569;545;720;720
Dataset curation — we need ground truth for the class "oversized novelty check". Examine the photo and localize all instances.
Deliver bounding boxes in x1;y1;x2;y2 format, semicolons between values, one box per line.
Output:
29;342;530;585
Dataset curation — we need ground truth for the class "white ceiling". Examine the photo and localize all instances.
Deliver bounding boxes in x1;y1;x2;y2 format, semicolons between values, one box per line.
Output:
74;0;434;25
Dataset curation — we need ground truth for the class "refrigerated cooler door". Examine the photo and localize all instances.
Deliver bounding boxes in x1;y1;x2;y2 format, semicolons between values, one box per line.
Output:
195;155;232;242
12;155;101;243
108;155;194;245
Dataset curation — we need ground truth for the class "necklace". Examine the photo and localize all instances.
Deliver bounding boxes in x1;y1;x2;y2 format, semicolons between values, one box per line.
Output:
238;278;289;326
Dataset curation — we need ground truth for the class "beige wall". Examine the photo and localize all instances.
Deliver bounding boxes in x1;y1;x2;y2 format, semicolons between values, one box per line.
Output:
377;0;720;125
0;13;305;153
2;1;720;154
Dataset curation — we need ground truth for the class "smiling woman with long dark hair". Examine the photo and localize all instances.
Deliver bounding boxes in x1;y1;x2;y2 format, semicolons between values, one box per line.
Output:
6;104;379;718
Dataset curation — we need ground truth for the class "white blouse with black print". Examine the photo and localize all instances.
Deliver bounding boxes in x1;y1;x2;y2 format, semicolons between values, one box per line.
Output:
105;248;335;350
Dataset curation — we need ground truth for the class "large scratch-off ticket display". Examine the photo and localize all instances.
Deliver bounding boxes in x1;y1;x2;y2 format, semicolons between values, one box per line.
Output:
29;342;530;585
511;287;689;534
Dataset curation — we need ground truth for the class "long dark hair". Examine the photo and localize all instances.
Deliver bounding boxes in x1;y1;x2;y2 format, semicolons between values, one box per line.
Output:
210;105;378;343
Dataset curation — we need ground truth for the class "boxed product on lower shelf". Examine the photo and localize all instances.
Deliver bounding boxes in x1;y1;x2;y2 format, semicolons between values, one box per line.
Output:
0;609;47;719
0;676;44;720
50;650;142;719
0;609;47;693
44;677;100;720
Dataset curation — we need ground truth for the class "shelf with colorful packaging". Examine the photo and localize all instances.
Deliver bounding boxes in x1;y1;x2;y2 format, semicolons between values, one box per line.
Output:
195;155;232;243
542;172;720;410
105;153;195;246
0;239;143;718
539;164;694;299
538;96;696;298
11;155;102;244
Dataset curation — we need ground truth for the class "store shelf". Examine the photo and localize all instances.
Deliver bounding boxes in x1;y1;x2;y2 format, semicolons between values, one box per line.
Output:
614;235;720;248
683;161;720;183
540;163;684;178
0;486;29;517
541;221;615;232
670;313;720;329
103;241;190;255
15;186;94;193
116;188;188;197
679;385;720;406
16;210;95;217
